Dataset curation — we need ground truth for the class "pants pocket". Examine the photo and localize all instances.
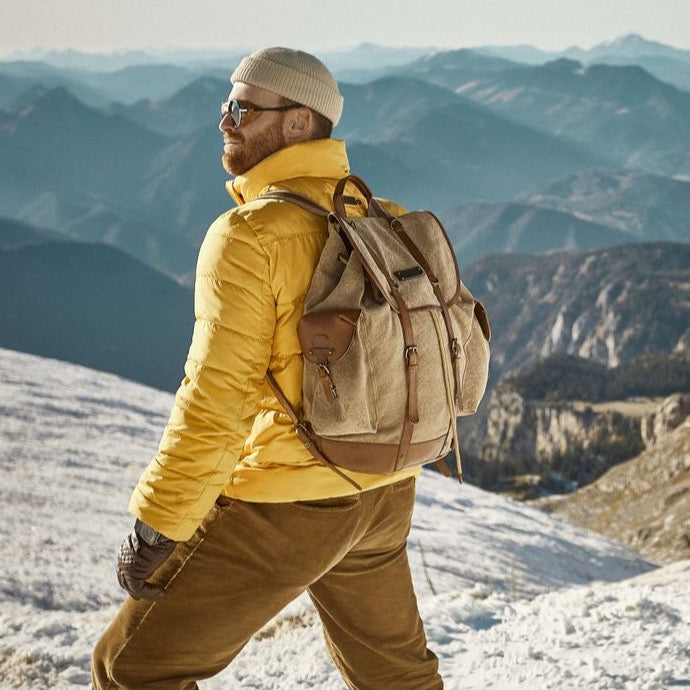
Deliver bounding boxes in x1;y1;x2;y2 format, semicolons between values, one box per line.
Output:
293;494;361;512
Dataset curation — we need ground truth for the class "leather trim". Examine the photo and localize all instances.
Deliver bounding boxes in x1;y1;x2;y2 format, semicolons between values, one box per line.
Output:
392;219;461;402
298;309;361;364
427;211;463;306
316;434;451;474
475;300;491;342
333;175;389;218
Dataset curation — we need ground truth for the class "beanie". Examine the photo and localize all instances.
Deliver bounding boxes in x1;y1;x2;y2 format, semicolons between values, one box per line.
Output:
231;47;343;127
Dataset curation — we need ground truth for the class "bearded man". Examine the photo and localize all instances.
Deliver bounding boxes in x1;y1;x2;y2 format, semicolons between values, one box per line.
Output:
92;47;443;690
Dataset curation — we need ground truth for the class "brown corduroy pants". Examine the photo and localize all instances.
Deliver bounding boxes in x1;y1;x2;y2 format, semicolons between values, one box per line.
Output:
92;476;442;689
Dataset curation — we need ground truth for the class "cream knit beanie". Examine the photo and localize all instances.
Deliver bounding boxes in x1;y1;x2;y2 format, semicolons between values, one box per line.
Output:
231;47;343;126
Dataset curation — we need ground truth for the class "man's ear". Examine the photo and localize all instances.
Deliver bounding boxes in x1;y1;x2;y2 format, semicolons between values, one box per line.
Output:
284;107;313;142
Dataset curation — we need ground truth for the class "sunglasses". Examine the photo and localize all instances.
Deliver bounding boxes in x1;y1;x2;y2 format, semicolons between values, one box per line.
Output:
220;98;301;129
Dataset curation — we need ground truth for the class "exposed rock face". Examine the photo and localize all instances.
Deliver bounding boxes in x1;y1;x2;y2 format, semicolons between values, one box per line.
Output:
463;243;690;381
541;396;690;564
456;242;690;457
483;386;643;465
641;394;690;448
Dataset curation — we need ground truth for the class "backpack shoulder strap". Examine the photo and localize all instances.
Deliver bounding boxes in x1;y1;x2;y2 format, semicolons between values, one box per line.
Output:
258;190;330;217
260;177;389;219
332;174;390;219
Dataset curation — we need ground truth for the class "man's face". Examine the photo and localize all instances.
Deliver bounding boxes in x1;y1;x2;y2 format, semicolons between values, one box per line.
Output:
219;82;289;176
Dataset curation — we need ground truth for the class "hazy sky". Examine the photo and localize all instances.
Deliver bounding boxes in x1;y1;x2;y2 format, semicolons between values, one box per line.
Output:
2;0;689;55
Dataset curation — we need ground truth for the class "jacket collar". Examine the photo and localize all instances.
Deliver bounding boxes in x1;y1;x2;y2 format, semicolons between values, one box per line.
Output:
226;138;350;205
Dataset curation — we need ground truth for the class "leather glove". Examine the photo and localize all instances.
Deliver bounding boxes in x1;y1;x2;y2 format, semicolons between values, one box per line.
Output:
117;528;177;600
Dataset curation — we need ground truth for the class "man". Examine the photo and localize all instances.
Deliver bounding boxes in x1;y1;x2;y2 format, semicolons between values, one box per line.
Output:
92;47;442;689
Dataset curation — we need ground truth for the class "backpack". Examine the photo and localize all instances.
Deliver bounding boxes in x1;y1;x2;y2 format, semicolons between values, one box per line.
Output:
262;175;491;490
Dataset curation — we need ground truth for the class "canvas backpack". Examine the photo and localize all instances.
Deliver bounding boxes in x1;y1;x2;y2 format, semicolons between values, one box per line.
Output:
262;175;491;490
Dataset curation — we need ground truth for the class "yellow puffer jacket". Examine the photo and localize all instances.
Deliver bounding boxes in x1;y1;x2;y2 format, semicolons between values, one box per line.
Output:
129;138;419;541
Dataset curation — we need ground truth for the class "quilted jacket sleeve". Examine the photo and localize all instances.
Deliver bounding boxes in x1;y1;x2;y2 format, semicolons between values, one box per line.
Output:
128;212;274;541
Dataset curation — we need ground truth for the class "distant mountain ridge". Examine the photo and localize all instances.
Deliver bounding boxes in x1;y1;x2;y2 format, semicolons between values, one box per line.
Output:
0;227;193;391
0;86;170;204
446;168;690;262
448;200;632;265
454;59;690;176
0;216;67;247
526;169;690;238
338;76;607;209
0;59;210;106
1;42;686;278
464;242;690;379
0;85;229;278
1;76;609;277
111;76;228;135
476;34;690;90
455;241;690;456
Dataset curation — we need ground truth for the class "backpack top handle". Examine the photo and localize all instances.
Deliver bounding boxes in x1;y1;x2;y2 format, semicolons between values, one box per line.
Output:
333;175;390;219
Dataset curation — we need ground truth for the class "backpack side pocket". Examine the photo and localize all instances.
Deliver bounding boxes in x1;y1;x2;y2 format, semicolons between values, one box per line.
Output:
299;309;378;435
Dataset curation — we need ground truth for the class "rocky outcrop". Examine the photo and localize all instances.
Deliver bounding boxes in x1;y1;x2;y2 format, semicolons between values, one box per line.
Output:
463;243;690;381
456;243;690;457
482;386;644;466
641;394;690;448
540;402;690;564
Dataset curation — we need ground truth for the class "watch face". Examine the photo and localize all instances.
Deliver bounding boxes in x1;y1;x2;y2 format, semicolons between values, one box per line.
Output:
135;520;159;545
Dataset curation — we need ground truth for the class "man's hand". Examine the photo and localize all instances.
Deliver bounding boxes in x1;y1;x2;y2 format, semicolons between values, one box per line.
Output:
116;528;177;600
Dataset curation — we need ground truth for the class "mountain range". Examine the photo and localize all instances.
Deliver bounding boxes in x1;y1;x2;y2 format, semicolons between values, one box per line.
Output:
0;59;226;108
0;86;229;278
331;35;690;91
1;69;619;278
454;58;690;177
454;240;690;457
1;37;688;491
447;168;690;263
339;77;606;209
464;241;690;379
479;33;690;91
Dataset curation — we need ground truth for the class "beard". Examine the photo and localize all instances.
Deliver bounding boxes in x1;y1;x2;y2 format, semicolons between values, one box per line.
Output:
222;118;288;176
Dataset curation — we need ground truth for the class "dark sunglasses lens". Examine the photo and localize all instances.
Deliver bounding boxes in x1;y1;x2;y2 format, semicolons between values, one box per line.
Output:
230;100;242;128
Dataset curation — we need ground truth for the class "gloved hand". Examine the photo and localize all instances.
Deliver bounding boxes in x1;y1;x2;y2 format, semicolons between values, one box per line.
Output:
116;528;177;600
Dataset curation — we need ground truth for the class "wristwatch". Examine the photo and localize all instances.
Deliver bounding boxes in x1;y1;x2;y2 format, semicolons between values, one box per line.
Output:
134;519;164;546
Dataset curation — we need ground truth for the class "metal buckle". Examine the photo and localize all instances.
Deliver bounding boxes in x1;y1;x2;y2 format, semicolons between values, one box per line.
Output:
450;338;460;359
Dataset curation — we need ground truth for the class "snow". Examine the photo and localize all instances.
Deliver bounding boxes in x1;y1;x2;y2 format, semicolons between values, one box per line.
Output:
1;346;688;689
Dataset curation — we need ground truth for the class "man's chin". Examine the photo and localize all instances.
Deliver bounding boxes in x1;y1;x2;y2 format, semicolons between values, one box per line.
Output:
222;153;242;176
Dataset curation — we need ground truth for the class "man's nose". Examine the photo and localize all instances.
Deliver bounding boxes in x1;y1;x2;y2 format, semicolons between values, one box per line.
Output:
219;112;231;133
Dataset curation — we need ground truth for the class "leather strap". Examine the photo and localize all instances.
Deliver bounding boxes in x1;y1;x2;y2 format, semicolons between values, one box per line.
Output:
258;190;330;217
392;218;462;408
389;288;419;469
333;174;389;218
435;459;452;477
430;310;463;482
331;215;398;311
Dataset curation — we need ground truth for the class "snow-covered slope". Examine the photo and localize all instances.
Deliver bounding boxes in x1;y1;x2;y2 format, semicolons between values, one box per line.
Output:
1;347;687;689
